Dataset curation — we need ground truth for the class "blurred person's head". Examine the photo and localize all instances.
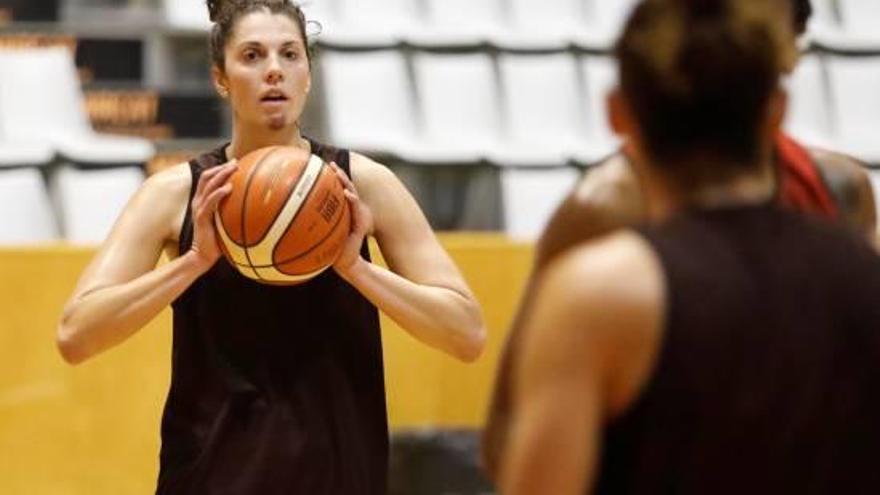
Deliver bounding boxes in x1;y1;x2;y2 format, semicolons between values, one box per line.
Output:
792;0;812;37
783;0;813;72
609;0;791;193
206;0;312;133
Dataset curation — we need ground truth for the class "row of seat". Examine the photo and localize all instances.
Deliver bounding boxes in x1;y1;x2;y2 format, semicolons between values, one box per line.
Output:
320;50;619;166
4;46;880;243
0;47;154;165
0;166;144;244
167;0;639;49
0;47;152;244
165;0;880;50
318;49;880;167
317;48;880;237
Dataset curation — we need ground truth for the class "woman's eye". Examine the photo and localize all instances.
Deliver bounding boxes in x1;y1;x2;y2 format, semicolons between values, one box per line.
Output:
284;51;297;60
243;50;259;61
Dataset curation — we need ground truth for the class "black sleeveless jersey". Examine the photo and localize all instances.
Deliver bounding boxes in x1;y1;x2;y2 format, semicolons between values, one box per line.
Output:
596;204;880;494
157;139;388;495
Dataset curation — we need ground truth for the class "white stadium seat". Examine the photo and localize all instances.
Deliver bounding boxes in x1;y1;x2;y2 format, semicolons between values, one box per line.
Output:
0;47;154;166
501;167;580;240
812;0;880;50
0;168;58;244
321;0;421;46
408;0;505;47
493;52;587;166
320;49;417;155
578;0;640;50
783;54;835;149
403;52;502;163
163;0;212;31
495;0;588;50
826;55;880;163
0;143;53;169
49;165;144;244
576;55;622;164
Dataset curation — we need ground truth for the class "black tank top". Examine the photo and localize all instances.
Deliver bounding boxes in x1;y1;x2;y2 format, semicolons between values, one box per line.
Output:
596;204;880;494
157;139;388;495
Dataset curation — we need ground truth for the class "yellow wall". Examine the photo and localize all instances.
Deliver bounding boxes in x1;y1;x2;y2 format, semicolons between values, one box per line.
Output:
0;235;532;494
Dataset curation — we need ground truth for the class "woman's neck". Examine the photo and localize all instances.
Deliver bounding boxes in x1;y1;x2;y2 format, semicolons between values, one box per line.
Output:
642;158;776;221
226;123;309;159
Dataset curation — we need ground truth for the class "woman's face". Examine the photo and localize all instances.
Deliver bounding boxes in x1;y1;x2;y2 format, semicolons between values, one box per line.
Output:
214;10;311;132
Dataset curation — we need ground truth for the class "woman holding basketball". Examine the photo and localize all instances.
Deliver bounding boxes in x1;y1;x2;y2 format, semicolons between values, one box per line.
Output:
56;1;486;493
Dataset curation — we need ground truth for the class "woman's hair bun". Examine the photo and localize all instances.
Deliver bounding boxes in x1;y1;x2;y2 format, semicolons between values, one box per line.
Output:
206;0;231;23
208;0;294;23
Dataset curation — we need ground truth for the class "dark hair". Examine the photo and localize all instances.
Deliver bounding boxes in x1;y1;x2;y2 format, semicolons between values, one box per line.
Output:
615;0;789;185
792;0;812;36
207;0;312;70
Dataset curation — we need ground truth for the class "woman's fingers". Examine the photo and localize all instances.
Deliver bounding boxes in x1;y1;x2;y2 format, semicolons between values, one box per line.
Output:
203;162;237;197
196;161;237;201
193;163;236;222
201;183;233;218
195;161;229;197
330;162;356;192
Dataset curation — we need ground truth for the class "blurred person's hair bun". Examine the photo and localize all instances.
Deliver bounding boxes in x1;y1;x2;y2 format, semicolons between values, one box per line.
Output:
682;0;726;19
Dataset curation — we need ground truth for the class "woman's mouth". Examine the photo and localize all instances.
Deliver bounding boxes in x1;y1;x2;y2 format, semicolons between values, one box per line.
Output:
260;90;289;107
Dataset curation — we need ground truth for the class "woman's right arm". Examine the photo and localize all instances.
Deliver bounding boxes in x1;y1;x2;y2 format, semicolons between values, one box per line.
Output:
56;161;237;364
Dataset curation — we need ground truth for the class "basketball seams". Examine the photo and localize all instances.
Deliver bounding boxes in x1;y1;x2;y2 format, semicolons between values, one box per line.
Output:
274;190;348;268
215;147;266;267
240;146;285;281
247;154;324;267
241;149;309;247
219;146;275;249
214;215;250;265
269;158;330;266
226;200;347;269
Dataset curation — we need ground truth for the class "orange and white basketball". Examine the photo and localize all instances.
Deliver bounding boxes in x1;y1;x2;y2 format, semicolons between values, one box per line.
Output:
214;145;350;285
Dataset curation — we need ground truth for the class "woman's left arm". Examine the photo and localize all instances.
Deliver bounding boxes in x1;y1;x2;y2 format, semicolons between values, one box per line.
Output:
331;153;486;362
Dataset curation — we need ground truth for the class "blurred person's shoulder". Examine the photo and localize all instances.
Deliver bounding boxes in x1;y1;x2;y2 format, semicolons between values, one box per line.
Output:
536;153;647;268
807;146;877;236
571;153;644;212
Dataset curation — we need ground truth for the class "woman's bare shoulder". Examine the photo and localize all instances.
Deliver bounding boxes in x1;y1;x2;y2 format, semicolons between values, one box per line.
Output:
137;162;193;251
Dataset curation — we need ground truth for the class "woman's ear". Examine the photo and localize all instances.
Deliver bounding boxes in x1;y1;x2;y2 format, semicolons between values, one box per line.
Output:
767;87;788;132
608;87;640;144
212;65;229;98
608;87;649;165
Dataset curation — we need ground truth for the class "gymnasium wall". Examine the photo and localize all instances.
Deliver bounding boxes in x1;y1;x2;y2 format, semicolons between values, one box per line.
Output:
0;234;531;494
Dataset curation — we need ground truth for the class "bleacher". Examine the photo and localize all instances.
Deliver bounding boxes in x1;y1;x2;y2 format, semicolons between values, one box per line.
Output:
2;0;880;244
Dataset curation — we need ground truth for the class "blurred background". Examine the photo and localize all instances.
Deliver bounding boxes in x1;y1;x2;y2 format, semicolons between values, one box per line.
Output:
1;0;880;493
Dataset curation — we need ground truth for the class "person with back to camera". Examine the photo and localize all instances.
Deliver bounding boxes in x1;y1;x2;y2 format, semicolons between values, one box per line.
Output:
496;0;880;493
482;0;879;478
55;1;487;493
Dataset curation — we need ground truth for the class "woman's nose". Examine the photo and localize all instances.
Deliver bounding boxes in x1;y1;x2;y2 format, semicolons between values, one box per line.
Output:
265;57;283;84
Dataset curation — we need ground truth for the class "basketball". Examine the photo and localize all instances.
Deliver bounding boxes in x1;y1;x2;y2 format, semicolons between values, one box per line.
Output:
214;145;351;285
